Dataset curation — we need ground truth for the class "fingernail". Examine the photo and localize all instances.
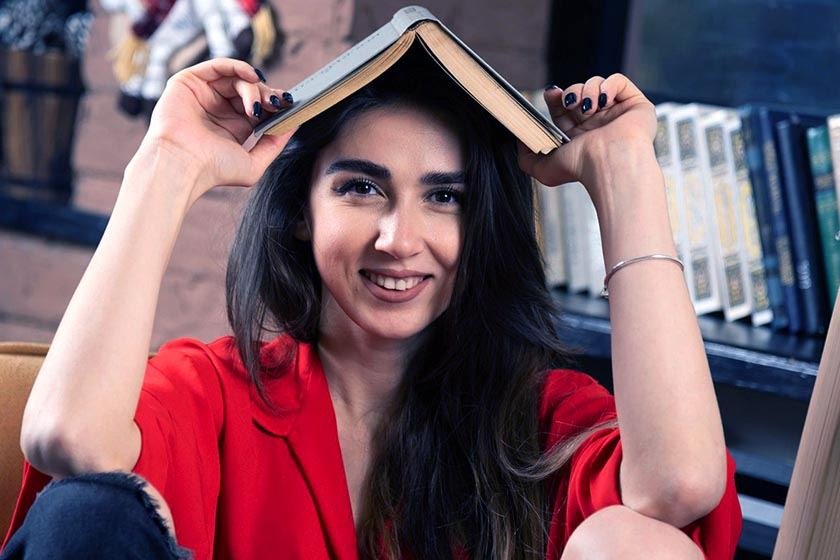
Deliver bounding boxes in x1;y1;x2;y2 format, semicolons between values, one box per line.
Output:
564;92;576;107
270;95;281;109
253;101;262;118
598;93;608;109
254;67;267;83
544;84;560;91
581;97;592;113
282;91;294;104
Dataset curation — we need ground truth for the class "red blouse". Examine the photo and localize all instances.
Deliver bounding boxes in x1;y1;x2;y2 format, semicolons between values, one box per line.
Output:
3;336;742;559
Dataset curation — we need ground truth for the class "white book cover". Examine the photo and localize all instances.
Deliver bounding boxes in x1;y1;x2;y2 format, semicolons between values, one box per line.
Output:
827;115;840;226
668;103;723;315
654;102;695;303
561;182;590;293
700;109;752;322
724;116;774;326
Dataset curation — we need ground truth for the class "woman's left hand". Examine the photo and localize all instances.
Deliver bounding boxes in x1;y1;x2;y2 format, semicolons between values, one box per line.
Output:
517;73;657;212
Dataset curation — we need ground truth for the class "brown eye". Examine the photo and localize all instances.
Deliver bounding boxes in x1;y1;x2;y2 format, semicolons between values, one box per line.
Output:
428;188;462;205
336;178;381;196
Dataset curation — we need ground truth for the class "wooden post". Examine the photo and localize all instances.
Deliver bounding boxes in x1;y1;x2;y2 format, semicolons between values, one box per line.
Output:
773;294;840;558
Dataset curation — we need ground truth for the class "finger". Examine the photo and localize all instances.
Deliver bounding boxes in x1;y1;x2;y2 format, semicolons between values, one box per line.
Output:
246;128;297;183
177;57;262;84
228;78;268;120
603;72;646;105
546;82;585;131
516;139;578;187
578;76;605;121
210;77;294;114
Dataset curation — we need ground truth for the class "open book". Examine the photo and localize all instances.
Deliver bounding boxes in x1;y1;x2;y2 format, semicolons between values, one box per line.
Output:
242;5;570;154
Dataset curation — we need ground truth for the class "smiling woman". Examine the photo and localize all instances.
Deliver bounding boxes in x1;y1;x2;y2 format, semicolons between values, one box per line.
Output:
2;26;741;560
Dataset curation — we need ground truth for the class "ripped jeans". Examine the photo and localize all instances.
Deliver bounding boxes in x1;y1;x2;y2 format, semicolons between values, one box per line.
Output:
0;472;192;559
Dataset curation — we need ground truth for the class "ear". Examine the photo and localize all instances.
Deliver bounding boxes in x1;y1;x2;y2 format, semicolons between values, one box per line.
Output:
293;217;311;241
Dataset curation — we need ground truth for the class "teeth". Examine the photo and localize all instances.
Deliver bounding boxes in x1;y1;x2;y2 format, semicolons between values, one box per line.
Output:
365;272;425;291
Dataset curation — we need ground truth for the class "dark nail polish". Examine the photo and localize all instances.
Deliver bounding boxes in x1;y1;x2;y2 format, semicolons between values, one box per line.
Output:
253;101;262;118
270;95;281;109
544;84;560;91
282;91;294;104
598;93;608;109
254;67;267;83
581;97;592;113
564;92;577;107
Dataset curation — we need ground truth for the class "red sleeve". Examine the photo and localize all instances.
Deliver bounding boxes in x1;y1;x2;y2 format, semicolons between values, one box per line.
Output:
541;369;743;560
132;337;225;559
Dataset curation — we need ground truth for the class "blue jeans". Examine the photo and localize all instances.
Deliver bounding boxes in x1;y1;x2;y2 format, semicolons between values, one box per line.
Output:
0;472;192;559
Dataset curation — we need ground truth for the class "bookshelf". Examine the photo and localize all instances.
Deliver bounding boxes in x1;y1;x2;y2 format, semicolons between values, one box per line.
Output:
540;2;840;557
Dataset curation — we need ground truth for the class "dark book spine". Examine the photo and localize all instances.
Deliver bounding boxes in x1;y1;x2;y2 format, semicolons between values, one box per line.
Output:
759;108;802;332
776;117;829;335
740;108;789;330
806;125;840;312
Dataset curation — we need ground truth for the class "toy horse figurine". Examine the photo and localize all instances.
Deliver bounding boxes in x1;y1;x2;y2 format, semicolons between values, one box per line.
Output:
101;0;282;117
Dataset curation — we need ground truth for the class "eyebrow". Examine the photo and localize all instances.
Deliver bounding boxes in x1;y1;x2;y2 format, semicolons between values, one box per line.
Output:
324;158;464;185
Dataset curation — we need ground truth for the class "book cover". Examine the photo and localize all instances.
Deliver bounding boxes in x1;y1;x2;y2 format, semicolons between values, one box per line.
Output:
806;125;840;314
776;116;829;335
669;103;723;315
244;6;570;154
739;106;793;331
701;110;752;321
725;117;773;326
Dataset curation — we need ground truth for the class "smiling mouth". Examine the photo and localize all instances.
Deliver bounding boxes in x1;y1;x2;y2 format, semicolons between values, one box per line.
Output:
360;270;430;292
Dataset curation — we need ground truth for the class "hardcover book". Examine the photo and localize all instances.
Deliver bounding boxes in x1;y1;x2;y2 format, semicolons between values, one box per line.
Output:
725;117;773;327
777;116;830;335
806;125;840;312
243;6;570;155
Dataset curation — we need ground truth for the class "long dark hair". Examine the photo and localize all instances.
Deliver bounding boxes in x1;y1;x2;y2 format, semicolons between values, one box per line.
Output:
226;45;615;559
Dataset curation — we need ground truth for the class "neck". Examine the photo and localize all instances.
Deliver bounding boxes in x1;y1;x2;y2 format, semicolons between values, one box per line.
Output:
317;300;423;428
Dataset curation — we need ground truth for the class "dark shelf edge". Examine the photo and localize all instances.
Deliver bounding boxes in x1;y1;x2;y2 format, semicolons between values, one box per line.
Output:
0;195;108;248
552;290;819;402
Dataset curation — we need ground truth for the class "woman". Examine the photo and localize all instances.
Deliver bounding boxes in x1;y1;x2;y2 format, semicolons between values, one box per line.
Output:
1;47;741;559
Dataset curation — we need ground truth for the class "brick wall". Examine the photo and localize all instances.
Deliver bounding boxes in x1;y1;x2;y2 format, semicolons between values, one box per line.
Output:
0;0;551;350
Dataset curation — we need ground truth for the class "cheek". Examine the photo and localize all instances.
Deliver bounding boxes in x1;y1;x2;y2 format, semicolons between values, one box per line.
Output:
432;218;462;273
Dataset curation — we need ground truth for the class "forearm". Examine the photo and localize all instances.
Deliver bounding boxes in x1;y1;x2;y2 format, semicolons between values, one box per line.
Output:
592;142;727;525
21;145;198;476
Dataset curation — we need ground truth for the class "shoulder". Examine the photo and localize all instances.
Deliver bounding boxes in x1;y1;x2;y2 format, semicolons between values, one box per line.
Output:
538;368;617;449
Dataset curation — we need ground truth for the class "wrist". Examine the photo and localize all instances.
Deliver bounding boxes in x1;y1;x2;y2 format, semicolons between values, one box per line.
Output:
126;140;209;209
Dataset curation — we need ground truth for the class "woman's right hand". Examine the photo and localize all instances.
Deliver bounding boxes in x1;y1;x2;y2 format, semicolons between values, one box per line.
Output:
136;57;296;206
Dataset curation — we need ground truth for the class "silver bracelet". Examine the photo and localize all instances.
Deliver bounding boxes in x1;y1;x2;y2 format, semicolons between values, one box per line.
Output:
600;254;685;299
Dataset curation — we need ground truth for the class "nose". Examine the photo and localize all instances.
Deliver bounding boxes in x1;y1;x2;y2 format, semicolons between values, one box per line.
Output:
374;205;424;259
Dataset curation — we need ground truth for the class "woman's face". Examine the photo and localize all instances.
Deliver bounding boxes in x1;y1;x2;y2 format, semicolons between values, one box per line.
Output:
306;104;464;342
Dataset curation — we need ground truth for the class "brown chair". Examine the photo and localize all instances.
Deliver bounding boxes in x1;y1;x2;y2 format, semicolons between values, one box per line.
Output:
0;342;49;536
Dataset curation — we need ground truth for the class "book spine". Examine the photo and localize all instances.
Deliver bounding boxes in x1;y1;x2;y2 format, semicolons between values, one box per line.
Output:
673;108;722;314
655;106;695;302
740;108;788;330
828;115;840;226
585;194;605;297
776;117;829;335
562;182;590;293
704;117;751;321
536;180;566;287
806;125;840;316
728;121;773;326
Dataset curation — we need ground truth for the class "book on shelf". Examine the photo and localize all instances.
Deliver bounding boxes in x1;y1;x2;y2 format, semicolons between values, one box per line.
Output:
669;103;724;315
827;116;840;225
776;115;830;335
739;106;796;331
526;90;566;288
805;125;840;312
243;6;570;155
725;116;774;327
561;182;592;294
700;109;753;322
654;102;695;302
